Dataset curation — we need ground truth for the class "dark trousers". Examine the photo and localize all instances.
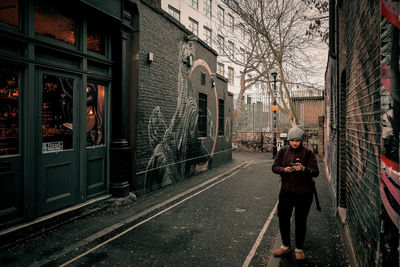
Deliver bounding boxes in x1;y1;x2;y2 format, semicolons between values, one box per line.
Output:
277;189;313;249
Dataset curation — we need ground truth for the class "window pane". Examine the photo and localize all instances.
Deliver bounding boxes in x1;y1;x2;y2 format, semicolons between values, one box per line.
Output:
168;5;180;21
0;0;18;27
218;99;224;135
86;83;105;146
217;63;224;76
35;0;76;45
203;0;211;17
87;22;105;54
203;26;211;46
189;18;198;36
42;75;74;152
198;93;207;137
0;66;19;156
228;67;234;85
228;14;234;32
218;6;224;25
191;0;198;9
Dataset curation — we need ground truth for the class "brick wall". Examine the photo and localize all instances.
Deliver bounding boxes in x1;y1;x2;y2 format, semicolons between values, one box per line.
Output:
318;116;324;156
335;1;382;266
292;97;324;130
132;2;232;195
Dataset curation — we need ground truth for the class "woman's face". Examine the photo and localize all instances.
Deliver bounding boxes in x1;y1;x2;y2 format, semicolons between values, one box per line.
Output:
289;139;301;149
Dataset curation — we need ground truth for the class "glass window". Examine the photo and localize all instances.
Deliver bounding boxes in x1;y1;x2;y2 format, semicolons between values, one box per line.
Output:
201;72;206;86
228;40;234;56
0;66;19;156
35;0;76;45
87;22;105;54
228;67;234;85
218;99;224;135
228;14;234;32
86;83;105;146
217;62;224;76
0;0;19;27
203;26;212;46
218;6;224;25
198;93;207;137
42;75;74;152
189;17;198;36
168;5;180;21
191;0;199;9
217;34;224;54
203;0;211;17
240;48;246;63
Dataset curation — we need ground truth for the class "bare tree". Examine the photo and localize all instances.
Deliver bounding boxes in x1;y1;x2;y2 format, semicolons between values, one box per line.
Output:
301;0;329;43
217;0;326;127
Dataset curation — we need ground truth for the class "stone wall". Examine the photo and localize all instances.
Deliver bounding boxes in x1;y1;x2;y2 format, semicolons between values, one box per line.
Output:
233;130;324;155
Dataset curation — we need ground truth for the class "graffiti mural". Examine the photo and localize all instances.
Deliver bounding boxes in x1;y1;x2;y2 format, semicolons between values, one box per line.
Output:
144;41;219;192
380;0;400;230
224;117;232;142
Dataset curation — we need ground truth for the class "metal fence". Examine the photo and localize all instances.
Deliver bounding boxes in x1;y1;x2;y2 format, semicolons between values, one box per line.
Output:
233;101;290;134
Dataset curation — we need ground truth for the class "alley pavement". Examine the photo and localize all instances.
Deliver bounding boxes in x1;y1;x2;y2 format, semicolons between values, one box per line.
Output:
0;151;349;266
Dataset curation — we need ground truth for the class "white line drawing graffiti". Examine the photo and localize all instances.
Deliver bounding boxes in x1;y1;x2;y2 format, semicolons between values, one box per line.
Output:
224;117;231;142
144;41;211;192
190;59;219;156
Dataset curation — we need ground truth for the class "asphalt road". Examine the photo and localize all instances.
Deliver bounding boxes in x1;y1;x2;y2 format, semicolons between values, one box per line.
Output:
65;158;280;266
1;153;284;267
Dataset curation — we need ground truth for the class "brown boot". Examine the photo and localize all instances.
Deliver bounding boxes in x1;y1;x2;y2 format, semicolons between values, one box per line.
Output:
273;247;292;257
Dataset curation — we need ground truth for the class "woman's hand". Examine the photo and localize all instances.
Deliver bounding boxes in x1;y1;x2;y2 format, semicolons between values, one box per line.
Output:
292;163;305;172
284;166;294;173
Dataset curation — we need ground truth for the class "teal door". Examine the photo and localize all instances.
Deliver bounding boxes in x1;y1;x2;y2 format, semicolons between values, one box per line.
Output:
85;81;107;198
38;72;80;215
0;65;23;224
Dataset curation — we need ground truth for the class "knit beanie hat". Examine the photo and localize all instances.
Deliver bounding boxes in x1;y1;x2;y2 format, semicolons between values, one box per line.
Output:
288;126;304;141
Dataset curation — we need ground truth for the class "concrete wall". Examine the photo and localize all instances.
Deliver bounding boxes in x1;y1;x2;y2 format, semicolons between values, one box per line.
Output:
133;1;232;195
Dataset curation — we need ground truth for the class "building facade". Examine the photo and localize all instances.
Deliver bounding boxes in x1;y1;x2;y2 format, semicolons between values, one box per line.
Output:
0;0;232;229
326;0;399;266
160;0;247;96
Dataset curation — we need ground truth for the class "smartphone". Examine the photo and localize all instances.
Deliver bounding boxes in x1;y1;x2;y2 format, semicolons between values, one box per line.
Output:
289;163;297;166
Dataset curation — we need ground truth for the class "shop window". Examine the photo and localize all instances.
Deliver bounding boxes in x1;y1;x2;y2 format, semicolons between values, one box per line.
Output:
0;67;19;156
0;0;19;27
42;75;74;152
87;22;105;54
198;93;207;137
86;83;105;146
35;0;76;45
218;99;224;135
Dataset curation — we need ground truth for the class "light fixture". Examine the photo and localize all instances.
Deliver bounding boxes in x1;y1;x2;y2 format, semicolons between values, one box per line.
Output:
148;52;153;64
187;54;193;67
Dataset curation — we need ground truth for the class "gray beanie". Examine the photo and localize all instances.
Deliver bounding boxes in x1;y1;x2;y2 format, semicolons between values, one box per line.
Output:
288;126;304;141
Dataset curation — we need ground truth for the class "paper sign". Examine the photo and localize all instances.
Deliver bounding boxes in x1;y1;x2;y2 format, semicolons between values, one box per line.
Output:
42;141;63;153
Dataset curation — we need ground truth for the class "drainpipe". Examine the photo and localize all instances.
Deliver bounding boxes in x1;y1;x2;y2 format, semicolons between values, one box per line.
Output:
109;27;132;198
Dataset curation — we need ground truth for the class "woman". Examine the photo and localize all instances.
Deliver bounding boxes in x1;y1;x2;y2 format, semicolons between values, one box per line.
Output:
272;126;319;260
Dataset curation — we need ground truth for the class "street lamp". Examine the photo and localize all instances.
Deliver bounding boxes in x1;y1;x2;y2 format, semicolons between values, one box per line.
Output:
271;70;278;158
